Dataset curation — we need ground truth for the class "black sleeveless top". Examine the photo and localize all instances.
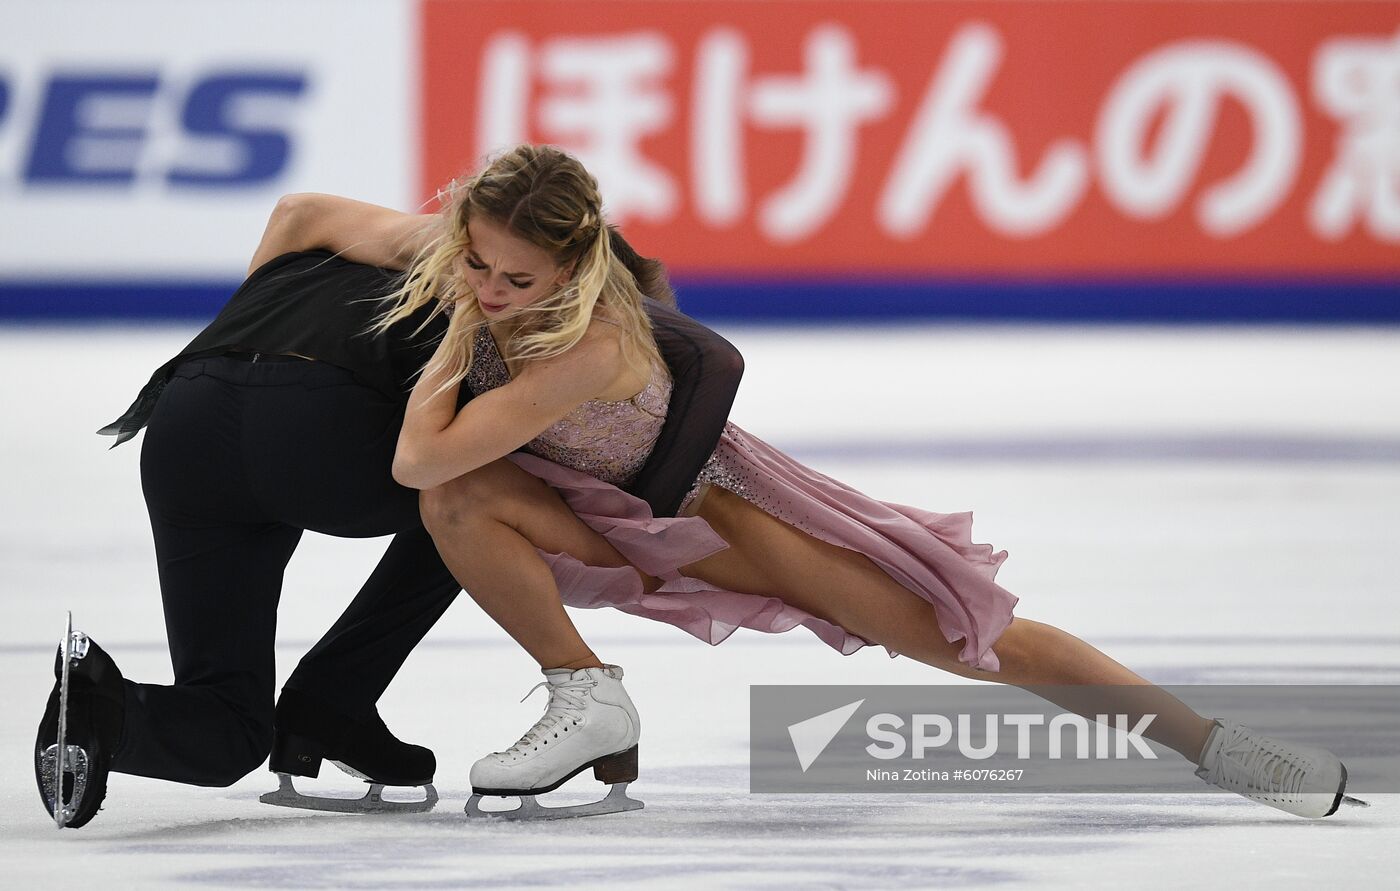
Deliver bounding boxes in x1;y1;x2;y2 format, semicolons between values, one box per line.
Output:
98;250;444;444
98;249;744;519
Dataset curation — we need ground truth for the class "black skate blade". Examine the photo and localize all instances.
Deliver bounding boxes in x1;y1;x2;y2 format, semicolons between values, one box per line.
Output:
259;773;438;814
1340;794;1370;808
465;782;644;821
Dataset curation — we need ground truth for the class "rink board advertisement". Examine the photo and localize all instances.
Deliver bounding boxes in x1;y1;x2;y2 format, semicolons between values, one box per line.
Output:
0;0;412;311
3;1;1399;320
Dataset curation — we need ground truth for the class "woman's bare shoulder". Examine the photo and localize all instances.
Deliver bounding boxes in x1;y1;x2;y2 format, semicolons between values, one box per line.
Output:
574;311;628;356
519;316;624;387
533;313;641;401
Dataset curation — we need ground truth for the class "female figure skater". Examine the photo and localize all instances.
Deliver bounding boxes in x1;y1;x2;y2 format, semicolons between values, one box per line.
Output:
34;193;744;827
368;143;1360;821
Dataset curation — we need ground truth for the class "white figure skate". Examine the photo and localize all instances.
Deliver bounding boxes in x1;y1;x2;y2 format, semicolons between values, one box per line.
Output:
465;664;642;821
1194;717;1369;818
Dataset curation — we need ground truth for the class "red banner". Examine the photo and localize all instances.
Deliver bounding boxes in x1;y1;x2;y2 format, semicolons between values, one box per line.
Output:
421;1;1400;275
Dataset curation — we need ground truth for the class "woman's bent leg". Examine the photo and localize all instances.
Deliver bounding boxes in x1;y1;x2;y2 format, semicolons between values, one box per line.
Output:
420;459;660;671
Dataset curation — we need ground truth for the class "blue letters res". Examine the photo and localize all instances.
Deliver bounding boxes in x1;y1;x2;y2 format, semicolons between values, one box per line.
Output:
21;71;307;187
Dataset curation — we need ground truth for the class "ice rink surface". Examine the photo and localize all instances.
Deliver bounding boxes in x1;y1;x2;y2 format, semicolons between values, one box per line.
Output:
1;322;1397;888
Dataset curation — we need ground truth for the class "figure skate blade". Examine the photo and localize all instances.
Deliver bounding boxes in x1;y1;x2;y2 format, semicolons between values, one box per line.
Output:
465;782;643;821
260;773;438;814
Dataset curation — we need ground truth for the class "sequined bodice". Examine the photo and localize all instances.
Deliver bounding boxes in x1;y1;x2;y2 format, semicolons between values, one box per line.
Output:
465;325;673;486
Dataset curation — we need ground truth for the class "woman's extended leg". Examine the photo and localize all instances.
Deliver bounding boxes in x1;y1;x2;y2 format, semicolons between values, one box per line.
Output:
683;487;1215;762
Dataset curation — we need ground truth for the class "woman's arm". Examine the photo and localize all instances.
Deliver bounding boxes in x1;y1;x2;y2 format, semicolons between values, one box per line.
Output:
393;330;625;490
627;300;745;517
248;193;442;275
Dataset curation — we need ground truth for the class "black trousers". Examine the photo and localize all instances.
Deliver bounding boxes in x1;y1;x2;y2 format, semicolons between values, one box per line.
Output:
116;356;460;786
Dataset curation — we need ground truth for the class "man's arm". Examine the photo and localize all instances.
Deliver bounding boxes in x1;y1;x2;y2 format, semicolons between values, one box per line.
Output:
248;193;442;275
628;300;745;517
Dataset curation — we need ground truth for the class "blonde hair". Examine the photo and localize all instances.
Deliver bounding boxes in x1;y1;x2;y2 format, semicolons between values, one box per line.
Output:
374;144;668;397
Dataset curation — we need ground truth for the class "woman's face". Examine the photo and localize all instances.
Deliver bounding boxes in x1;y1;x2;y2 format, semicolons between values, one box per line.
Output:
458;216;573;321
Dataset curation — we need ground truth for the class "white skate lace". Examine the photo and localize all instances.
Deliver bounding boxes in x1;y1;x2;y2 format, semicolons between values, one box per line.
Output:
494;676;597;760
1200;722;1311;800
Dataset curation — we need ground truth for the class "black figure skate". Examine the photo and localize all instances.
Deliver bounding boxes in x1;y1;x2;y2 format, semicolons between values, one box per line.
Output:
260;688;438;814
34;613;125;829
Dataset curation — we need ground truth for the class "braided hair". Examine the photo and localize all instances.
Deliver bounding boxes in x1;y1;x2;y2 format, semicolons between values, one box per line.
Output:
374;144;673;396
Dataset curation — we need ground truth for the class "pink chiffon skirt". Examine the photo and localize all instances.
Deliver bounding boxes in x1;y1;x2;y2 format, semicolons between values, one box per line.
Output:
508;423;1019;672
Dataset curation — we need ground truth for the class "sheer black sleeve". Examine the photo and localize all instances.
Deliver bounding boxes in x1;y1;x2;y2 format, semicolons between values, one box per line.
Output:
628;299;744;518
